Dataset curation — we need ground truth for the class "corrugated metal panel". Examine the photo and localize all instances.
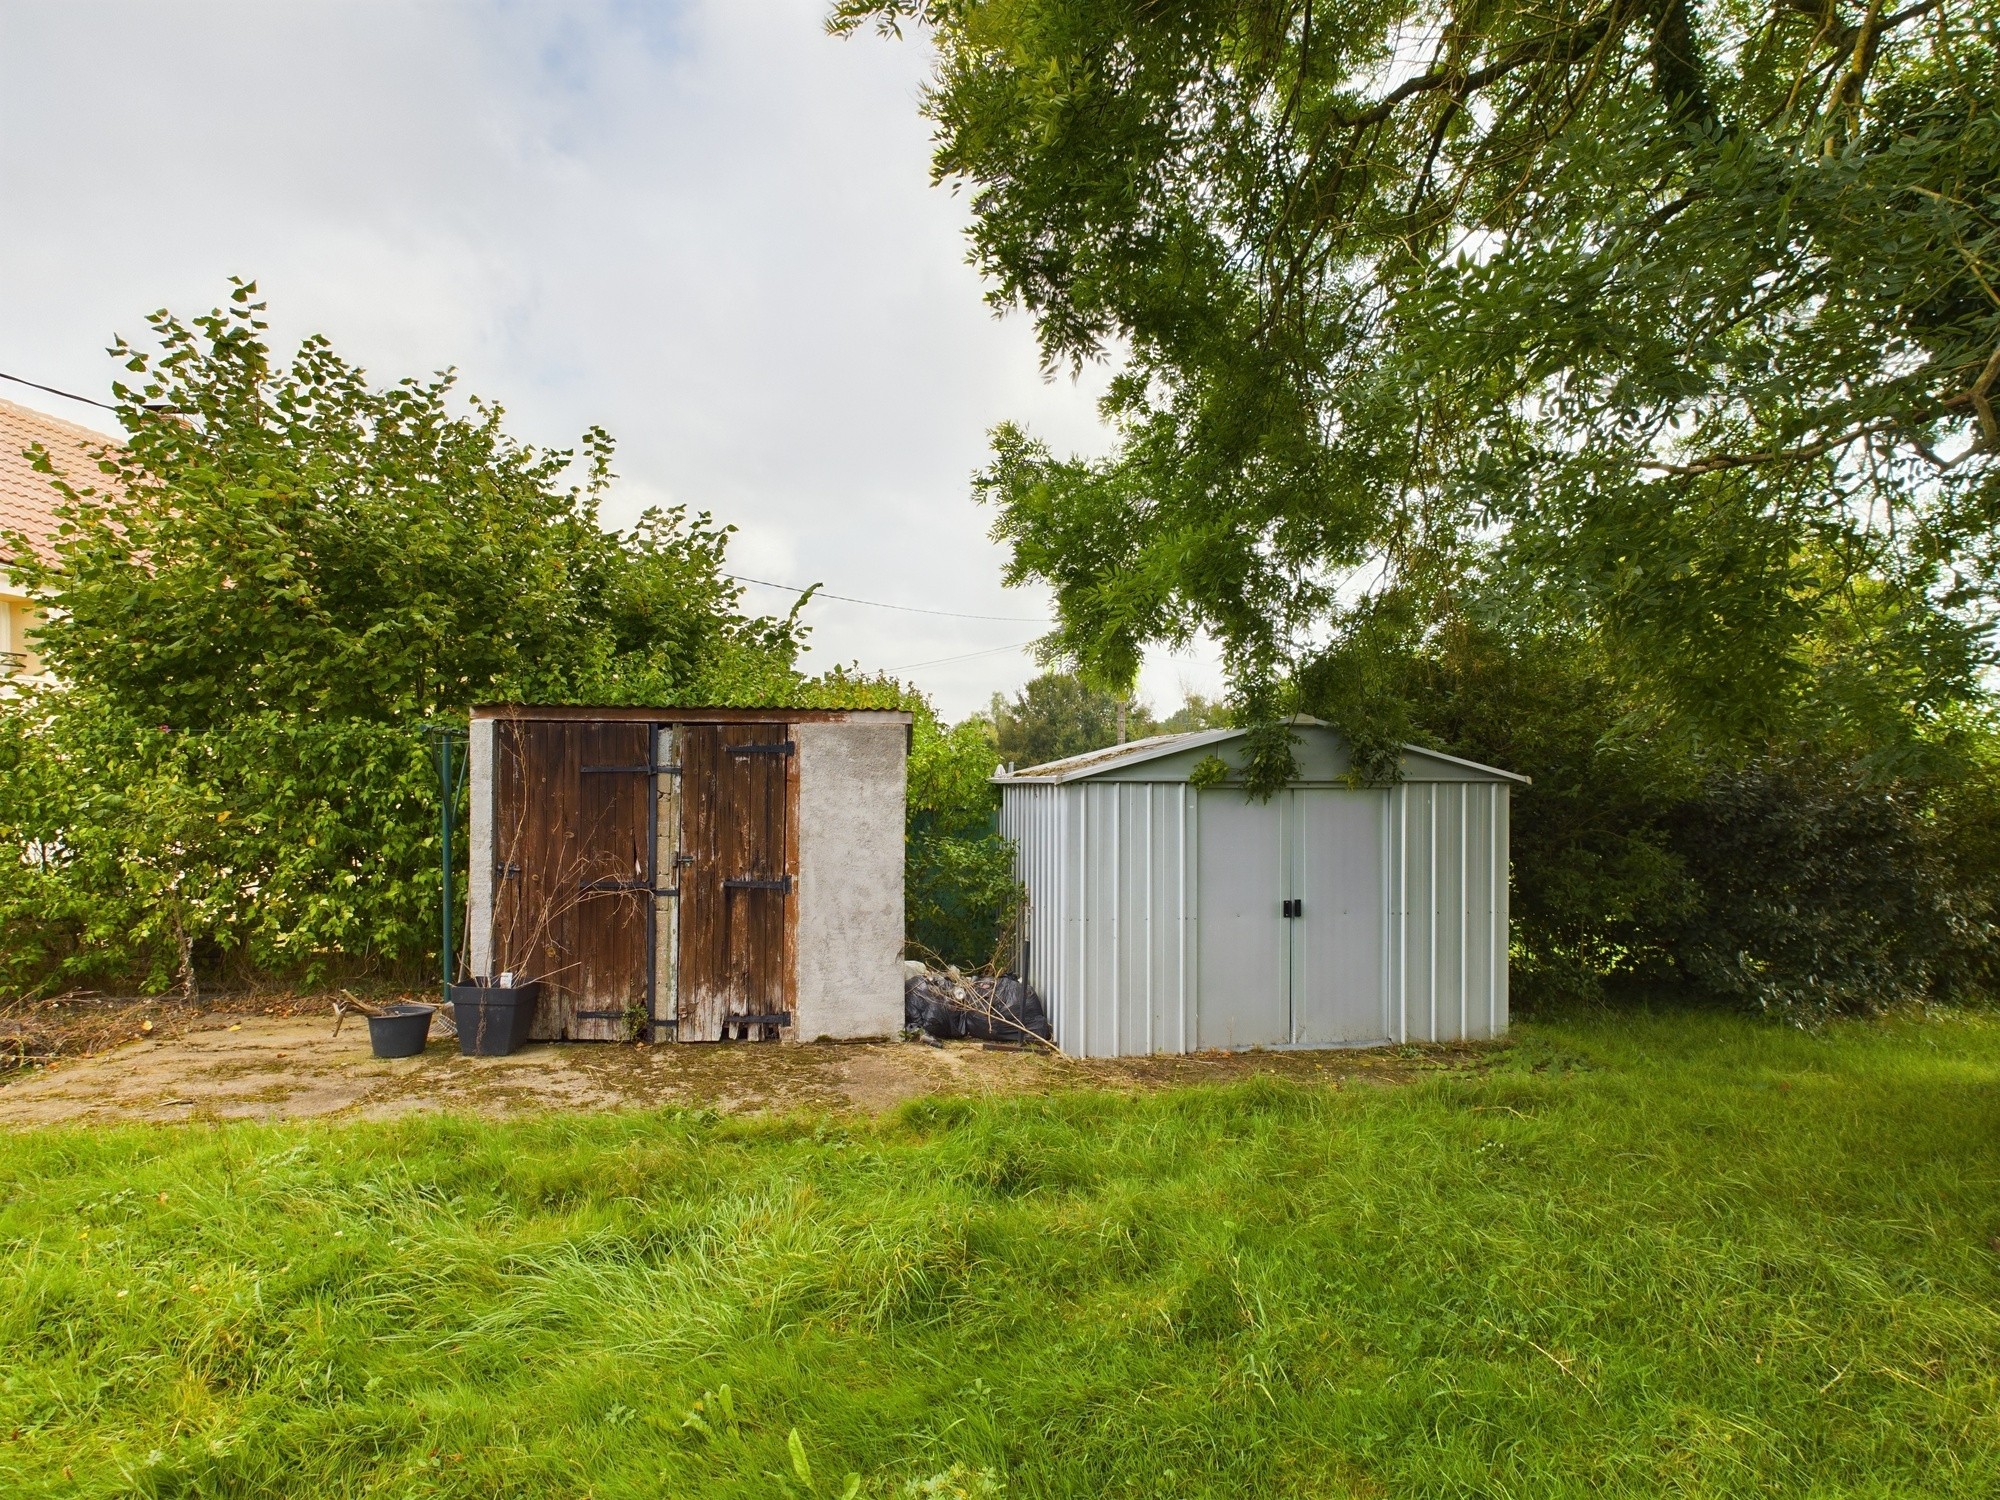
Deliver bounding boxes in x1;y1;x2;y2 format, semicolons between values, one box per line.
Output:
1194;790;1288;1049
1384;782;1510;1043
999;780;1199;1058
1000;775;1512;1057
1291;789;1390;1044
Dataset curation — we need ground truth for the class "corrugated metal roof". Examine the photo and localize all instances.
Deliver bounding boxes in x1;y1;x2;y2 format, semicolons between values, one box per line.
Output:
995;716;1529;785
993;727;1234;781
0;395;122;566
1400;744;1534;785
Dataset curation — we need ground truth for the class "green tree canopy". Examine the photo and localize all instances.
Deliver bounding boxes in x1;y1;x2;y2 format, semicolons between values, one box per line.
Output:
0;284;1029;994
988;671;1146;766
0;285;870;994
5;281;806;728
835;0;2000;750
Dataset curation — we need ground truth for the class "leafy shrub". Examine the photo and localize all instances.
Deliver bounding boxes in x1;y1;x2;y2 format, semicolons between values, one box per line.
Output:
0;699;438;994
905;711;1018;968
5;285;809;730
1665;752;2000;1021
0;286;1006;996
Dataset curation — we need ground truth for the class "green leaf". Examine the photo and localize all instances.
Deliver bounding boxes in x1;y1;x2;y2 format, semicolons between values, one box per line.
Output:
787;1427;814;1490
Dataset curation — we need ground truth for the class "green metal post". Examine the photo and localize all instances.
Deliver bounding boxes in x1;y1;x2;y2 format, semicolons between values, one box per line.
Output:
439;733;454;1001
432;728;468;1002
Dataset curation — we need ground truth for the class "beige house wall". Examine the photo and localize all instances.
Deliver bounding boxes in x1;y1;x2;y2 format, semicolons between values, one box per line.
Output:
0;578;44;680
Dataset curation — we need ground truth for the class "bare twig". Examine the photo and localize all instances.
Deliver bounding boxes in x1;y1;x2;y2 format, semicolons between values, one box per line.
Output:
1969;340;2000;447
331;989;387;1036
487;740;626;989
906;952;1061;1054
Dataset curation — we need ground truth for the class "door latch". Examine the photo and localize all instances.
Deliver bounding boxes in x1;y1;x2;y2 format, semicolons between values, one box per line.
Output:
1282;898;1303;918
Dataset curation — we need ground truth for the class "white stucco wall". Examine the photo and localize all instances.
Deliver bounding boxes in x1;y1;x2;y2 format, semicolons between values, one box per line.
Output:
793;719;907;1040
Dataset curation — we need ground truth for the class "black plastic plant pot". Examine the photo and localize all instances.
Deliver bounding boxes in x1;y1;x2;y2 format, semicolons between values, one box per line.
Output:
448;982;542;1056
366;1003;436;1059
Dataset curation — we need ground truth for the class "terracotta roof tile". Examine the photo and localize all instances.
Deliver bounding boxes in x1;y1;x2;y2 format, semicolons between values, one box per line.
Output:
0;394;124;565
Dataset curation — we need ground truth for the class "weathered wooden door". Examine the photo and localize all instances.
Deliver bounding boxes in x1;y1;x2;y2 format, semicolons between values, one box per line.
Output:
493;720;654;1040
676;722;795;1040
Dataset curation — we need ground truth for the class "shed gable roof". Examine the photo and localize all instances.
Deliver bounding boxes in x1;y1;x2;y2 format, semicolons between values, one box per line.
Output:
994;717;1528;786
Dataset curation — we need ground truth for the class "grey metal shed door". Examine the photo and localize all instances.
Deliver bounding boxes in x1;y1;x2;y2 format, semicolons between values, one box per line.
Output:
1194;792;1288;1049
1195;789;1387;1048
1289;790;1387;1044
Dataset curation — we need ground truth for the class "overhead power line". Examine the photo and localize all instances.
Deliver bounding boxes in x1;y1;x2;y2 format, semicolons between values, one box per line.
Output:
882;639;1044;672
0;378;1044;649
0;370;178;417
728;572;1048;623
0;369;121;413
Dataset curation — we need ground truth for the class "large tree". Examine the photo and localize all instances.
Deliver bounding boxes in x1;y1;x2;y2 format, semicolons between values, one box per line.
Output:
9;282;805;727
0;284;1023;995
0;285;820;993
989;670;1152;765
835;0;2000;756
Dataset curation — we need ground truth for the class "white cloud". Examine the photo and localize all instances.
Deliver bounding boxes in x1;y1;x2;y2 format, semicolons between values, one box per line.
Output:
0;0;1223;718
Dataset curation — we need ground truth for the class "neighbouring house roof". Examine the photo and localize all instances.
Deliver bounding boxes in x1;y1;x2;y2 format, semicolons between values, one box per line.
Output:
0;394;122;570
993;715;1530;786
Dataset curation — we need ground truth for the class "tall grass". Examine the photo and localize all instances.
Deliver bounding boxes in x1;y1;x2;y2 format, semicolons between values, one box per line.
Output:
2;1011;1997;1497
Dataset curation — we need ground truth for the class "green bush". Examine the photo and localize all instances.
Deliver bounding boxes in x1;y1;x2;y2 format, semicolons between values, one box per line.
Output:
0;700;438;994
0;286;1004;996
1299;615;2000;1021
905;711;1018;968
1664;752;2000;1021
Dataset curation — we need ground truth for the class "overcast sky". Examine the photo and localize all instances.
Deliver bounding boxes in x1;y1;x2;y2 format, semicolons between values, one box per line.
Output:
0;0;1224;720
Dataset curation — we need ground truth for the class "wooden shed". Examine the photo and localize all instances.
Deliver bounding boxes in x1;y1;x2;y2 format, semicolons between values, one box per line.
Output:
465;706;911;1044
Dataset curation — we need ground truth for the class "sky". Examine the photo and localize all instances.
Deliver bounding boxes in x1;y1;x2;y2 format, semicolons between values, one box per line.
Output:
0;0;1226;720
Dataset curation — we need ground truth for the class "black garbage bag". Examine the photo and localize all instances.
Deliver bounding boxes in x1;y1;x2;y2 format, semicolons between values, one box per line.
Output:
904;972;1052;1043
989;975;1051;1041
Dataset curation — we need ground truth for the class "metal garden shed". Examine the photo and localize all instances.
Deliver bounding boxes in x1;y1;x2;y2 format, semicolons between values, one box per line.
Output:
464;705;911;1044
995;718;1527;1058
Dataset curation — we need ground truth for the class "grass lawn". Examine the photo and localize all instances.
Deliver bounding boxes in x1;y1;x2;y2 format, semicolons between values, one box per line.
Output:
2;1010;1997;1498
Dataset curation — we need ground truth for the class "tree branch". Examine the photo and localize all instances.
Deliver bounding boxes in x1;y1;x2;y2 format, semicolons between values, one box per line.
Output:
1640;418;1908;475
1970;340;2000;446
1331;18;1615;133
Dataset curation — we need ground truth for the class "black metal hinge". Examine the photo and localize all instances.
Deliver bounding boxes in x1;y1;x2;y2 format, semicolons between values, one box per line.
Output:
572;1009;630;1021
722;875;792;893
725;1012;791;1028
725;741;795;757
496;862;521;879
582;762;683;775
